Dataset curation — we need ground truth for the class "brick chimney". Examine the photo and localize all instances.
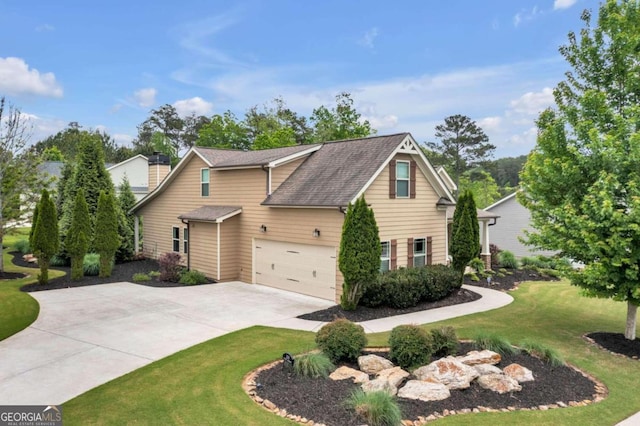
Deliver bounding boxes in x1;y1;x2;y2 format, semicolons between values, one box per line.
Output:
148;152;171;192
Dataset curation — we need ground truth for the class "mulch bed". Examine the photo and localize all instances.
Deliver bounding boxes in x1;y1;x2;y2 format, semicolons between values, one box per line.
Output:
463;268;560;291
0;271;27;280
585;332;640;360
11;251;215;292
252;342;601;426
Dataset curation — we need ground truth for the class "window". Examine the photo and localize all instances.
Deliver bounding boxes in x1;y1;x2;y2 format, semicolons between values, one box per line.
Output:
396;161;409;197
380;241;390;272
413;238;426;267
172;227;180;252
183;228;189;254
201;168;210;197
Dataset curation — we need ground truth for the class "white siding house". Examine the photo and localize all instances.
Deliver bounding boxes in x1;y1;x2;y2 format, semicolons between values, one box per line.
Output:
107;154;149;201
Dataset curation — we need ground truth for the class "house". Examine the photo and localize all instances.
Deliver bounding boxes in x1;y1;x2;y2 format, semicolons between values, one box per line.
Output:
131;133;459;302
484;191;557;258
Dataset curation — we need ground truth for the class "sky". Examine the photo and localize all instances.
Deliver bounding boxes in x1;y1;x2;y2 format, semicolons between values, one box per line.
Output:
0;0;601;158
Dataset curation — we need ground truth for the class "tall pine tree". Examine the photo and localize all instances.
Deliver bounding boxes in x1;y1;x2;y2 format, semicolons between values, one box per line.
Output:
32;189;58;284
67;190;90;280
94;191;120;277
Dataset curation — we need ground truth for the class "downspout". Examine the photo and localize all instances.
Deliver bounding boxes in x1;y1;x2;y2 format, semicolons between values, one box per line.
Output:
181;218;190;270
261;165;271;195
217;222;221;281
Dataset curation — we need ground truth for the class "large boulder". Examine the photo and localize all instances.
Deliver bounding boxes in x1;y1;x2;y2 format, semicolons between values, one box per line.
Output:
358;354;394;375
477;373;522;394
503;363;534;383
413;357;479;390
329;366;369;383
377;367;410;388
362;377;398;395
397;379;451;401
457;350;502;366
474;363;503;376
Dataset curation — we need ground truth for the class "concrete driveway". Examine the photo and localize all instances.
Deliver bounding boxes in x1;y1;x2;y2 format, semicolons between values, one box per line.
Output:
0;281;333;405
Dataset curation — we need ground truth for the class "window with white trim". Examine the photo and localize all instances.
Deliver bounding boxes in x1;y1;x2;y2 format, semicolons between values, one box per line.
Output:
183;227;189;254
413;238;426;267
201;168;210;197
172;227;180;252
396;161;409;197
380;241;390;272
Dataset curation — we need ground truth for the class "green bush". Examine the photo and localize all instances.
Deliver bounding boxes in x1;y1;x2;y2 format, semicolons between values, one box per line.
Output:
293;352;335;378
149;270;161;278
388;324;433;370
468;257;485;273
344;389;402;426
360;275;388;308
472;331;517;356
179;269;208;285
83;253;101;276
519;340;565;366
466;272;479;281
383;268;425;309
158;252;183;282
315;319;367;363
132;273;151;282
50;254;69;267
425;264;461;298
430;326;459;357
498;250;519;269
13;239;30;254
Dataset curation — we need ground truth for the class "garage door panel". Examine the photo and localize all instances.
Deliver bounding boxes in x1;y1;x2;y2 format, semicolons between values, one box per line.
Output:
255;240;336;300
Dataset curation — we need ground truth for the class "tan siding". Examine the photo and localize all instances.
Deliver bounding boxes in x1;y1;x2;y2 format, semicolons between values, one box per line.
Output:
365;153;448;268
271;157;306;192
188;222;217;278
220;216;240;280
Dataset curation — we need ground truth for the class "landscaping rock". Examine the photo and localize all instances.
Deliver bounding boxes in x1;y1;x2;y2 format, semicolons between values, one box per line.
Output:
413;357;479;390
477;373;522;394
329;366;369;383
503;363;534;383
473;363;503;376
457;350;502;366
361;377;398;395
397;379;451;401
358;354;394;375
377;366;410;388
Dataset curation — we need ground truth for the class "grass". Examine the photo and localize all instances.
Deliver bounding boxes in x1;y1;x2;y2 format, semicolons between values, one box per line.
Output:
345;389;403;426
472;330;518;355
0;228;65;341
293;352;335;378
519;339;565;367
60;279;640;425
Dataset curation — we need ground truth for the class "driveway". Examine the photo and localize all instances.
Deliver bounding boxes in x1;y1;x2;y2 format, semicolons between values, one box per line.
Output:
0;281;333;405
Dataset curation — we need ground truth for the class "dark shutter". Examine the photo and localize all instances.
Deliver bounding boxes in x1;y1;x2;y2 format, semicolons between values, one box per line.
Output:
407;238;414;266
389;160;396;199
410;160;417;199
391;239;397;270
426;236;433;265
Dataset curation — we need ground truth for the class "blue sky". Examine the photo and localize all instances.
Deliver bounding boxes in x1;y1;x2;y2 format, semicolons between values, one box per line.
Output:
1;0;599;158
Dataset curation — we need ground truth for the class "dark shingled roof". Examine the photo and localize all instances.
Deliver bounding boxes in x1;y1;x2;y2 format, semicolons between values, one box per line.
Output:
193;144;319;168
446;206;500;220
262;133;410;207
178;205;242;222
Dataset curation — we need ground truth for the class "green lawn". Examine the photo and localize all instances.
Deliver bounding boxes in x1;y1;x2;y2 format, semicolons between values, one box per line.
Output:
62;280;640;425
0;228;65;341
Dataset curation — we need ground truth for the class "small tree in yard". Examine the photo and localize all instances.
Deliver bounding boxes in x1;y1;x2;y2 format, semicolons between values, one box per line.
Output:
67;190;90;280
94;191;120;277
116;176;136;262
338;196;381;310
451;190;479;282
32;189;58;284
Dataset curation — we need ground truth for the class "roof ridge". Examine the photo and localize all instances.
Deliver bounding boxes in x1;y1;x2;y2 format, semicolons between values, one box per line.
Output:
320;132;409;145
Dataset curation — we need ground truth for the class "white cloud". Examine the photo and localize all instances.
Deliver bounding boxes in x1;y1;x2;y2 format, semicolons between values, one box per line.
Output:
513;6;542;27
358;27;379;50
509;87;554;116
173;96;213;117
554;0;577;10
15;111;66;144
0;57;63;97
478;116;502;132
36;24;55;32
113;133;134;145
133;88;157;108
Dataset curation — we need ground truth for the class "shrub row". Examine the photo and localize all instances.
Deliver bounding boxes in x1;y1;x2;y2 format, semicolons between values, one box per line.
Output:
361;265;461;309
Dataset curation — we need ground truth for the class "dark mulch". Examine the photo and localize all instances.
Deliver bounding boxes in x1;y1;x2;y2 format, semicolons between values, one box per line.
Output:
11;251;215;292
586;332;640;360
299;288;481;322
254;343;599;426
464;268;560;292
0;271;27;280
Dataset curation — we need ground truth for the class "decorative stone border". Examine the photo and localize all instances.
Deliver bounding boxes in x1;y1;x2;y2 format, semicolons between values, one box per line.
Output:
583;333;640;360
242;349;608;426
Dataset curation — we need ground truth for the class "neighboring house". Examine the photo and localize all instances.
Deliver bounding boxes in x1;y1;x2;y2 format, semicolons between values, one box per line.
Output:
131;133;459;302
445;206;499;270
484;192;557;258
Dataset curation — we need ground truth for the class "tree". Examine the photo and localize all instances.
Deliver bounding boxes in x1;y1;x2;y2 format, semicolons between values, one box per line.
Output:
55;161;74;214
426;114;495;190
310;92;374;142
197;111;250;150
338;196;381;310
519;0;640;340
41;146;65;162
94;191;120;277
458;169;501;209
482;155;527;189
136;105;185;155
116;176;136;262
252;127;297;150
245;97;312;146
0;97;48;272
450;190;479;282
33;124;124;163
67;190;90;280
31;189;58;284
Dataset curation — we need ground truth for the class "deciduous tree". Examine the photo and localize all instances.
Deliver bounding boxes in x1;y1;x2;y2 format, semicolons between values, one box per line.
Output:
311;92;374;142
458;169;501;209
519;0;640;340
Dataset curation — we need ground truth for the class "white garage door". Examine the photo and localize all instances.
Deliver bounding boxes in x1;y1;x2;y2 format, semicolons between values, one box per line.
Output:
254;239;336;300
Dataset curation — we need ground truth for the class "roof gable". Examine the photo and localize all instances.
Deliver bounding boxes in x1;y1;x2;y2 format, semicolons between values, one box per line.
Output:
485;191;518;211
106;154;148;171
